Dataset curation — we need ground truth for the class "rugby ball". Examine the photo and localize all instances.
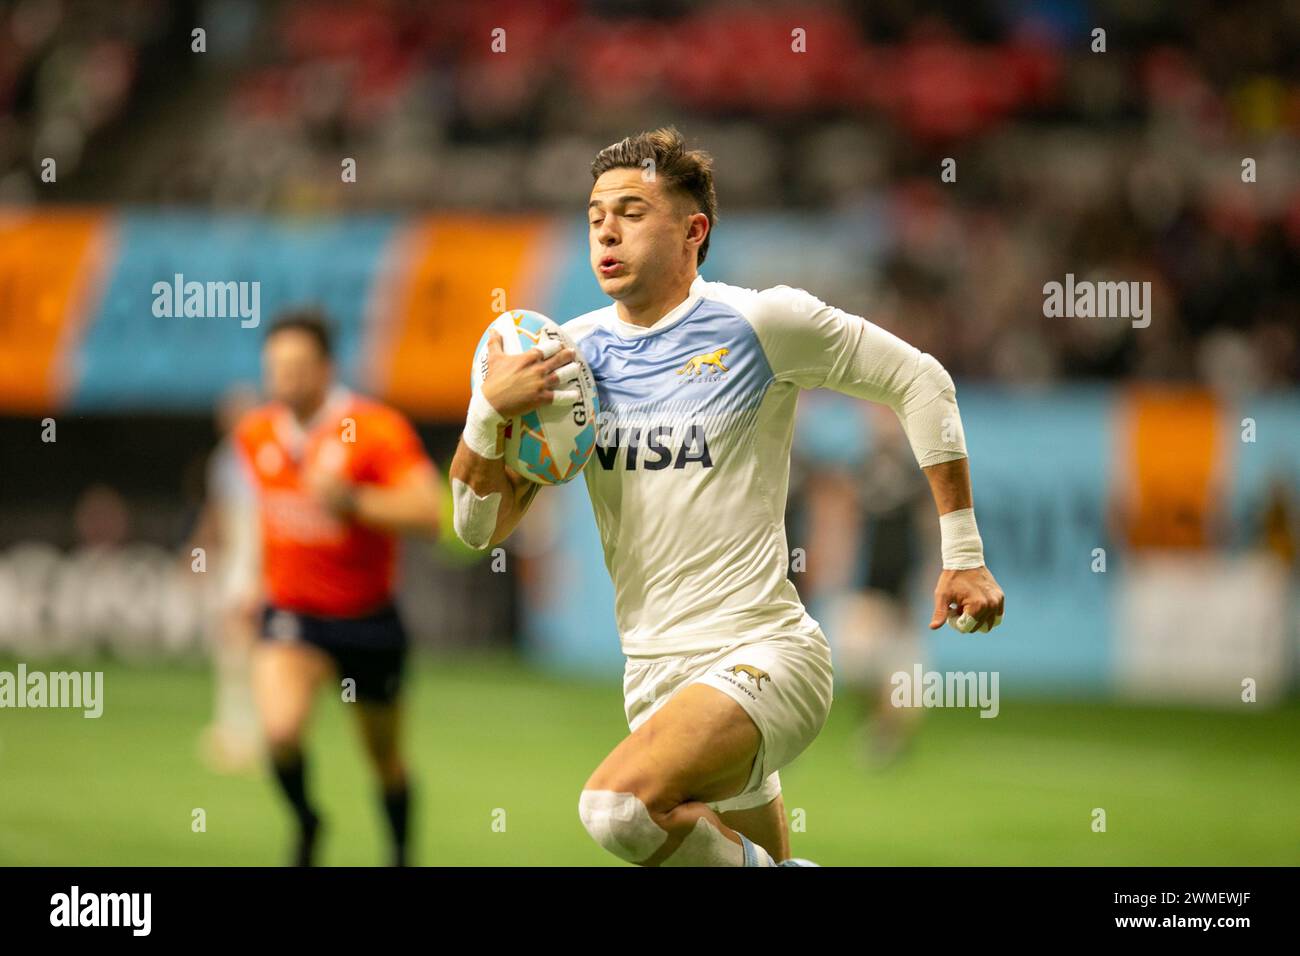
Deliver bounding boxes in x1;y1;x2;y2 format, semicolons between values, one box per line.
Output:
470;310;600;485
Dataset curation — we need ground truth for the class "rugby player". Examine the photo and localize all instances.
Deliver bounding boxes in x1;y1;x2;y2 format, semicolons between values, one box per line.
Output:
235;310;441;866
449;128;1004;866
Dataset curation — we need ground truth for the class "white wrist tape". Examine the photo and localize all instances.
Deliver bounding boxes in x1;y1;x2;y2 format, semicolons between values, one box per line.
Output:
451;477;501;551
463;390;505;460
940;507;984;570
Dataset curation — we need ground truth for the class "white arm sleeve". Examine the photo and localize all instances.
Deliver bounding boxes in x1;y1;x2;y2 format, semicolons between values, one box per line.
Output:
451;477;501;551
749;285;968;468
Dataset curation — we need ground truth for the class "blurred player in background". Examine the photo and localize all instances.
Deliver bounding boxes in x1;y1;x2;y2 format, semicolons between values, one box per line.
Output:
192;383;264;773
236;310;442;866
817;404;933;768
452;128;1005;866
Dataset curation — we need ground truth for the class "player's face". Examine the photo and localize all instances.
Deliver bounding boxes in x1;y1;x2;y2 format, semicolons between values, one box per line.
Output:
263;330;332;417
588;168;694;301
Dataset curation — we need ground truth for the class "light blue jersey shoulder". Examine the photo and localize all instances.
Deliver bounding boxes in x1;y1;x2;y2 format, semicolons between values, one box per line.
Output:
561;280;776;419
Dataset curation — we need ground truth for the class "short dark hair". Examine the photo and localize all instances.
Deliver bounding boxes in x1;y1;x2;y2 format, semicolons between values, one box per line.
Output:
265;308;333;358
591;126;718;266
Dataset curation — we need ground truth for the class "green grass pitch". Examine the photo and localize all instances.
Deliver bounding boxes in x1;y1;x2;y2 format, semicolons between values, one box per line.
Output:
1;653;1296;866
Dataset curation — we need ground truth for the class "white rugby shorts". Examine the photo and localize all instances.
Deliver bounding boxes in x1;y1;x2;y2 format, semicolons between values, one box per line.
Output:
622;629;834;813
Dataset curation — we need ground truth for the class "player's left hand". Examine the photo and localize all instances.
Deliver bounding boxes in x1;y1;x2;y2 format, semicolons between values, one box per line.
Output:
305;469;358;519
929;566;1004;634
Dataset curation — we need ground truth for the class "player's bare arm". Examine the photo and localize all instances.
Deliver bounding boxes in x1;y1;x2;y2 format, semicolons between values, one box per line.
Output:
921;456;1005;633
745;276;1007;640
308;465;442;538
448;327;576;548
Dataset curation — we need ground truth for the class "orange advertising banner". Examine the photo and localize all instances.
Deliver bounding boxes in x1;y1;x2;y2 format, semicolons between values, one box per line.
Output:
0;210;112;412
366;215;558;419
1113;386;1226;550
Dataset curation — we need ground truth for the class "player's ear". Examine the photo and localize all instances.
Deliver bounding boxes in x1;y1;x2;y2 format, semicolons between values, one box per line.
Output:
686;211;709;248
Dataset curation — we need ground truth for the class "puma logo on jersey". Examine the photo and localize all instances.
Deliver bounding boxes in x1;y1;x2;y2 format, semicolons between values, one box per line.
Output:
677;348;730;376
725;664;771;689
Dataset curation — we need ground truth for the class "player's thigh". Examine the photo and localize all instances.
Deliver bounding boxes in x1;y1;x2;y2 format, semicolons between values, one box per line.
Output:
252;640;332;744
719;793;789;863
352;700;403;762
586;682;761;811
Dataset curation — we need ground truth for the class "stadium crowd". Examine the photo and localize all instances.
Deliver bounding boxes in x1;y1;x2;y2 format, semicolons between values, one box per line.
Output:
2;0;1297;387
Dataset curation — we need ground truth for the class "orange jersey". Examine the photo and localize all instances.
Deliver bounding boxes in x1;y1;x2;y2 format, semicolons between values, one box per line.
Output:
234;387;432;617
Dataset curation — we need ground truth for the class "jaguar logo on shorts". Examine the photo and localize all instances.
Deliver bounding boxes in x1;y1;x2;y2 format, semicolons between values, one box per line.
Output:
725;664;771;689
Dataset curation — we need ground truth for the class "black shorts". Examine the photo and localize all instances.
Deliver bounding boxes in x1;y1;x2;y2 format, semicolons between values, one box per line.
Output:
261;603;408;705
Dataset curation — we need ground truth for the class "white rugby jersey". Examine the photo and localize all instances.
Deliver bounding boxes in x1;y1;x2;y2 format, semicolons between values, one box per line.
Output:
563;275;964;659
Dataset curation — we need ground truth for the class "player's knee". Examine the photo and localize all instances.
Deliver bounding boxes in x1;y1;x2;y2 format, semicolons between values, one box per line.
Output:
264;733;301;762
377;760;405;790
577;790;669;863
261;721;304;758
365;743;404;783
361;728;396;760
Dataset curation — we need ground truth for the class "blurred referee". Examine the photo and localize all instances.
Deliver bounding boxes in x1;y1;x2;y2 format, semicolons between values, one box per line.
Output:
234;310;441;865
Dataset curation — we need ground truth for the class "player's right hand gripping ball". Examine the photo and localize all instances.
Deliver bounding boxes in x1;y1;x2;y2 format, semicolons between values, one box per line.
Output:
470;310;601;485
